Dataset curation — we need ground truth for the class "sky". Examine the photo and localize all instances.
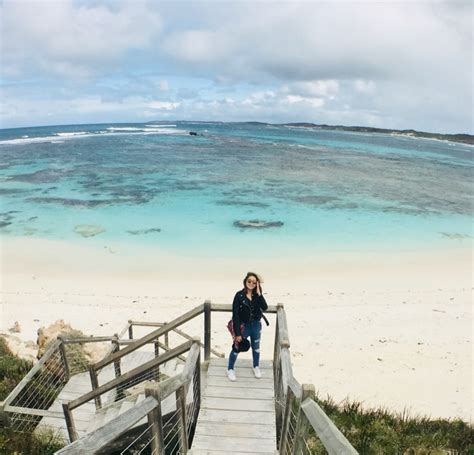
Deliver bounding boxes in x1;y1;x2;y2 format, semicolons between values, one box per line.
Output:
0;0;472;133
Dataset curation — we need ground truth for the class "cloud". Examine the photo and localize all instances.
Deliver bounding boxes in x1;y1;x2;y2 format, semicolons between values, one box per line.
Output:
1;0;162;79
0;0;472;133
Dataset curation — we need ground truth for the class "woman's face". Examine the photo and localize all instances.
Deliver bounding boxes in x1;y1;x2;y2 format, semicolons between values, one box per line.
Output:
245;275;258;291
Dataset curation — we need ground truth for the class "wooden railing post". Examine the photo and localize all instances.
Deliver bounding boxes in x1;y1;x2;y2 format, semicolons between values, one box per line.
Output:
89;366;102;409
293;384;315;455
146;386;164;455
62;402;78;442
204;300;211;361
164;325;169;348
279;385;294;453
57;336;70;381
176;385;188;453
112;334;121;378
128;320;133;339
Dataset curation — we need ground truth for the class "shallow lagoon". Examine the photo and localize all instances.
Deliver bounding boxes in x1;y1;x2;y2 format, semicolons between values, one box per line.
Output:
0;122;472;258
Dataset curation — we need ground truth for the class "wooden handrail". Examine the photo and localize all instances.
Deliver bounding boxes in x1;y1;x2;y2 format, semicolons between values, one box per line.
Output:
56;396;159;454
210;303;278;313
145;341;201;401
93;304;205;371
60;336;115;344
68;340;193;411
301;398;359;454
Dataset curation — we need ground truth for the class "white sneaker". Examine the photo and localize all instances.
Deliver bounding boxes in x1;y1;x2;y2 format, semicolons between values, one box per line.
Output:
227;369;237;382
253;366;262;379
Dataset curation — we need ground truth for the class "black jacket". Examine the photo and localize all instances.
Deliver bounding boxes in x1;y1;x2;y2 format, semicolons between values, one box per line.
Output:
232;290;268;337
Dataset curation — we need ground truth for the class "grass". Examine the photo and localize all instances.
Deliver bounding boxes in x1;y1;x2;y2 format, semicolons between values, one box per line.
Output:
0;337;66;454
306;394;474;454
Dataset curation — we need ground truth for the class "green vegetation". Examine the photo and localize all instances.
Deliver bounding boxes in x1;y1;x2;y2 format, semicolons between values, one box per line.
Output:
1;337;473;453
0;337;65;455
306;395;474;454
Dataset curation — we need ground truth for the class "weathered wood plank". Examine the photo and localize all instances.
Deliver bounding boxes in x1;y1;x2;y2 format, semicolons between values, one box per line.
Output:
196;409;275;425
192;434;276;452
201;397;274;412
205;376;273;389
209;358;273;369
203;387;274;400
207;366;272;379
194;421;275;439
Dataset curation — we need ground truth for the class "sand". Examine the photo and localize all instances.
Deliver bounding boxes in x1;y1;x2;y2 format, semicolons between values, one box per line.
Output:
0;236;472;422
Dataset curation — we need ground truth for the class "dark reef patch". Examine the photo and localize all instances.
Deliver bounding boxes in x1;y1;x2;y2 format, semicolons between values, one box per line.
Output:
440;232;472;240
25;196;141;208
292;195;339;206
216;200;270;208
233;219;284;229
8;169;72;184
0;188;31;195
127;228;162;235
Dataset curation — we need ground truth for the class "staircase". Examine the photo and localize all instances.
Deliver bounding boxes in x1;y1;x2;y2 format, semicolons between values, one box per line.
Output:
36;352;181;439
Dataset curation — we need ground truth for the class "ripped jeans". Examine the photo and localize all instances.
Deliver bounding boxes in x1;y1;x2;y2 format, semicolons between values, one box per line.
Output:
228;320;262;370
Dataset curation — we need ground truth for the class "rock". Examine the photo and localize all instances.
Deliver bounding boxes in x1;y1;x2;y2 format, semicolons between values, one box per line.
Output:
233;219;284;229
37;320;84;358
36;320;109;365
74;224;106;238
0;334;37;362
8;321;21;333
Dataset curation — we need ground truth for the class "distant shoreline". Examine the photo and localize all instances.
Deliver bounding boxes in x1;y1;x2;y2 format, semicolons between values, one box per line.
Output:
266;122;473;145
1;121;473;145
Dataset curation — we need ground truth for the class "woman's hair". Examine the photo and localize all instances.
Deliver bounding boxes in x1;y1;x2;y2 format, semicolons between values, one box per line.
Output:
243;272;262;295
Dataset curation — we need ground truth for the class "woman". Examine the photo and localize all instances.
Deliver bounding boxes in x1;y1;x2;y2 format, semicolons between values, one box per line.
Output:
227;272;268;382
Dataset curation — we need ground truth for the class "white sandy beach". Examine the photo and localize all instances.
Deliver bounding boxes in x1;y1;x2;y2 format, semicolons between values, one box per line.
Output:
1;237;472;422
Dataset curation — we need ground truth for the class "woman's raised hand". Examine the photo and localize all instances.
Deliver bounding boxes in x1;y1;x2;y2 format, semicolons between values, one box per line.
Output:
256;281;262;296
235;336;242;342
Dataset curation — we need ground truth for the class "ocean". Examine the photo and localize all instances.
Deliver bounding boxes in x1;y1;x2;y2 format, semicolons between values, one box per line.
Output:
0;121;472;258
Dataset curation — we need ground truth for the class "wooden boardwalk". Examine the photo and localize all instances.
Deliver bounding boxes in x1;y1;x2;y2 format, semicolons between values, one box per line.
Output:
190;358;277;455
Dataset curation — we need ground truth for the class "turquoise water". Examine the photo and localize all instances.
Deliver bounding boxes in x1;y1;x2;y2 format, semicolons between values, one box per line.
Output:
0;122;472;258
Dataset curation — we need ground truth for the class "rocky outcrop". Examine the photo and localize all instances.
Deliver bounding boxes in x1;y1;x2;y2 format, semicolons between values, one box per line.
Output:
233;219;284;229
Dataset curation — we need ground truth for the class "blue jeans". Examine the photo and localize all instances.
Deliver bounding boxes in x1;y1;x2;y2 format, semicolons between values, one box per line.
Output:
228;320;262;370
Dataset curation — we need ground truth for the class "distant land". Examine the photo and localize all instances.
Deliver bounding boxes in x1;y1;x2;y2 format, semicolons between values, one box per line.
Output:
241;121;473;145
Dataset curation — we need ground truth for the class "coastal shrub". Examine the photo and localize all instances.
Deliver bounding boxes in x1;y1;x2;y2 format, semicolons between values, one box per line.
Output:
310;395;474;454
0;338;33;401
0;428;65;455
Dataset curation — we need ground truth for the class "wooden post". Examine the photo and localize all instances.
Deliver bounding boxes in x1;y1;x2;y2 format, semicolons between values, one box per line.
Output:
89;366;102;409
279;385;294;453
176;385;188;453
62;402;78;442
193;349;201;443
128;320;133;339
204;300;211;361
57;336;70;381
154;339;160;357
146;386;164;455
293;384;315;455
164;324;169;347
273;307;281;379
